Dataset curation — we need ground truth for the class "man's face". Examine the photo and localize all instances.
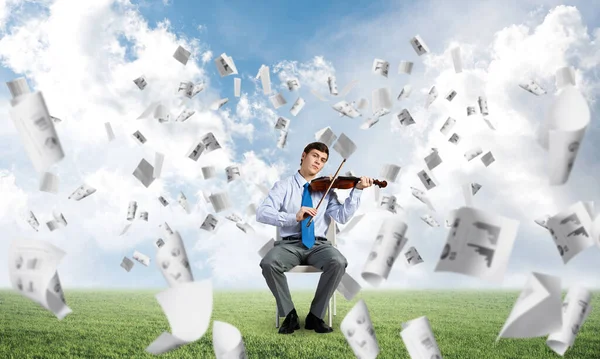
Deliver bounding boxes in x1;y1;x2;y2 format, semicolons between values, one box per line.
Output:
301;149;328;176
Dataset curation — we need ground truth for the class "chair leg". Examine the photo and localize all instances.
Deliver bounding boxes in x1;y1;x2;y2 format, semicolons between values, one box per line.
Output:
275;307;280;328
333;291;337;316
328;297;333;327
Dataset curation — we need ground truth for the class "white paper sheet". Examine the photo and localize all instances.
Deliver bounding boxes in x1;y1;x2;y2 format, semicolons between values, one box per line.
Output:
332;133;357;159
68;183;96;201
173;45;191;65
397;109;415;126
404;246;424;267
327;76;338;95
133;250;151;266
212;321;248;359
215;53;238;77
146;280;213;355
132;159;155;188
202;166;216;179
105;122;115;141
225;165;241;183
341;299;380;359
425;86;438;108
200;214;219;232
547;286;592;356
337;273;362;301
380;164;401;182
400;316;442;359
133;75;147;90
398;61;413;74
411;187;435;211
234;78;241;97
209;192;233;213
156;230;194;287
445;90;457;101
410;35;430;56
546;201;594;264
362;217;408;286
315;127;337;147
497;272;562;340
434;207;519;283
372;59;390;77
333;101;361;118
290;97;305;116
39;172;59;194
8;239;72;320
269;92;287;109
397;84;412;100
440;117;456;136
287;78;300;91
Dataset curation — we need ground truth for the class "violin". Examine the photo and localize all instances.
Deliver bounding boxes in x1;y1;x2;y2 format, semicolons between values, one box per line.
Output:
309;176;387;192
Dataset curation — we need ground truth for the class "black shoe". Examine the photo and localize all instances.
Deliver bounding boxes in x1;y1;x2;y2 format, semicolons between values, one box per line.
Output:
278;308;300;334
305;311;333;333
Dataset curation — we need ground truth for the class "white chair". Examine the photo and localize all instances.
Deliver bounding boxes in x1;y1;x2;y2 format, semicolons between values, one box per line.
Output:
274;220;338;328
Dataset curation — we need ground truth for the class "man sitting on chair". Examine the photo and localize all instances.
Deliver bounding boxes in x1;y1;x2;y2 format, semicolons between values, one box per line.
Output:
256;142;373;334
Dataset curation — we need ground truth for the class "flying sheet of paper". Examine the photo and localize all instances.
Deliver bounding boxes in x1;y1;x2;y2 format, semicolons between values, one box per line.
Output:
212;321;248;359
362;217;408;286
156;230;194;287
398;61;413;74
380;195;399;214
226;213;243;223
446;89;457;101
210;98;229;111
246;203;257;217
257;65;272;95
478;95;489;115
396;109;415;127
39;172;59;194
269;92;287;109
467;106;477;116
440;117;456;136
26;211;40;231
233;78;241;97
404;246;424;267
424;149;442;170
535;214;551;229
46;220;59;231
338;214;365;237
315;127;337;147
275;116;290;131
215;53;238;77
360;117;380;130
132;159;155;188
277;130;288;149
202;166;216;179
448;133;461;145
464;147;483;161
380;164;401;183
68;183;96;201
7;86;65;174
153;152;164;178
132;130;147;145
332;133;357;159
411;187;436;212
138;211;149;221
200;214;219;232
287;78;300;91
201;132;222;153
127;201;137;221
290;97;305;116
121;256;134;272
178;81;204;99
372;59;390;77
425;86;438;108
226;165;241;183
158;196;169;207
372;88;392;118
53;212;67;227
341;299;380;359
177;192;191;214
146;280;213;355
462;183;475;207
137;101;159;120
400;316;442;359
497;272;562;340
209;192;233;213
481;151;495;167
9;239;72;320
417;168;438;191
133;75;147;90
546;201;594;264
186;141;205;162
451;46;462;73
310;88;329;102
105;122;115;141
410;35;430;56
236;222;255;234
397;84;412;100
435;206;519;283
333;101;361;118
327;76;338;95
336;273;362;301
173;45;191;65
133;250;151;267
421;214;440;227
519;80;547;96
546;285;592;356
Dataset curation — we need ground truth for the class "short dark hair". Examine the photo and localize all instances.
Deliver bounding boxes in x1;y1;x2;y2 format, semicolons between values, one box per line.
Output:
300;142;329;166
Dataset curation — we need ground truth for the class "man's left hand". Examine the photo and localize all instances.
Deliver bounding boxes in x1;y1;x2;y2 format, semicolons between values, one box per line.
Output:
355;176;374;189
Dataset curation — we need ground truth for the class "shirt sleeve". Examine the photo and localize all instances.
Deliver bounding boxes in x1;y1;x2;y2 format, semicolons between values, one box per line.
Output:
324;187;362;224
256;180;298;227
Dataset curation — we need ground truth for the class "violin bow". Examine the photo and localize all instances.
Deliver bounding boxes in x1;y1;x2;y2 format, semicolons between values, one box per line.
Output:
306;158;346;227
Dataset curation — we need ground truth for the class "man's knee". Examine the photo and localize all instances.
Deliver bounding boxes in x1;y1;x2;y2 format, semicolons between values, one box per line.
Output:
260;257;282;271
328;256;347;271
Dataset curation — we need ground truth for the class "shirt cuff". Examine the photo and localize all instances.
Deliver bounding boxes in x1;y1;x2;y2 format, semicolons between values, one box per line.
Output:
280;212;298;226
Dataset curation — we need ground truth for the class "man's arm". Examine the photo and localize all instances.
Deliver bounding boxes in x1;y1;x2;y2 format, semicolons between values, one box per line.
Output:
324;187;362;224
256;181;298;227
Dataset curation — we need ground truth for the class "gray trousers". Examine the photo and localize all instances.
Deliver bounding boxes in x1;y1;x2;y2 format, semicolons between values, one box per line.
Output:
260;237;347;320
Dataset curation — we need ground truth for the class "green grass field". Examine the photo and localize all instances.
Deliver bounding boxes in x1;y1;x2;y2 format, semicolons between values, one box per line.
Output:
0;289;598;358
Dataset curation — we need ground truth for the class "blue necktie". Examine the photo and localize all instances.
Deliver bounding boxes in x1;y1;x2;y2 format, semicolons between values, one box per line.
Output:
301;182;315;249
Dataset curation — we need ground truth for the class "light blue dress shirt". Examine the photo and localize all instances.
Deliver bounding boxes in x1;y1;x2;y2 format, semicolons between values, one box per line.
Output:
256;171;363;238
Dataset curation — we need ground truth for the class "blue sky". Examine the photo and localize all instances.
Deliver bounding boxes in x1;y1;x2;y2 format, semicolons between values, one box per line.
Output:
0;0;599;291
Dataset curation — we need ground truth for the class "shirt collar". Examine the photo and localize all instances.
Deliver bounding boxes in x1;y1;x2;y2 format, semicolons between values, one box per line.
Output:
294;170;309;188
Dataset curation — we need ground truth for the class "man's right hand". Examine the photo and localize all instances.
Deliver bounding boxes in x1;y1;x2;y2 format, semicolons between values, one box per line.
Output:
296;206;317;222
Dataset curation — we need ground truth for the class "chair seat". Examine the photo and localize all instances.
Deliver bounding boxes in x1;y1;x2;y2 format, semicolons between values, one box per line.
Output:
288;265;322;273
